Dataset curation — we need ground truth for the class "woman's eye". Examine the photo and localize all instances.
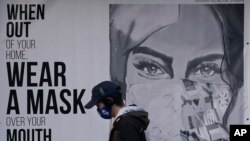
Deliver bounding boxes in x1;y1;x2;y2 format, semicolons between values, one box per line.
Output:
194;63;219;77
143;65;162;75
133;58;172;80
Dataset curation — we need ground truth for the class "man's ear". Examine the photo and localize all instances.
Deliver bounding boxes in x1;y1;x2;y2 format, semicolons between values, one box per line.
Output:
104;97;114;107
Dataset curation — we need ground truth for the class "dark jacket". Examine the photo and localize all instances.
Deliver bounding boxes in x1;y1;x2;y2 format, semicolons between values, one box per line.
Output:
109;108;149;141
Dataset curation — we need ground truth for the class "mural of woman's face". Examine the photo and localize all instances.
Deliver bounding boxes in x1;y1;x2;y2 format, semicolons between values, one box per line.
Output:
125;5;231;141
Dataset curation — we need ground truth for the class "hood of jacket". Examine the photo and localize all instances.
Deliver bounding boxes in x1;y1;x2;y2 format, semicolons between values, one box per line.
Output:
115;105;150;130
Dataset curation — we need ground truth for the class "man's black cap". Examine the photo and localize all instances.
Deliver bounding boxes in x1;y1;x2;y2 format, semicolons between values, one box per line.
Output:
84;81;120;109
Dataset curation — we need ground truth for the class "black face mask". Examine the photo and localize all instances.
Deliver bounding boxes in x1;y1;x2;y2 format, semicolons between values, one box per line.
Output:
97;105;112;119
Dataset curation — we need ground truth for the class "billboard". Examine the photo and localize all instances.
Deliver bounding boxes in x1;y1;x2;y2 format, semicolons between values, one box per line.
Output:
0;0;249;141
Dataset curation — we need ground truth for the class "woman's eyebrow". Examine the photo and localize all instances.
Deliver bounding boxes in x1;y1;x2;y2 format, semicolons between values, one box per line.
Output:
185;54;224;78
128;46;173;66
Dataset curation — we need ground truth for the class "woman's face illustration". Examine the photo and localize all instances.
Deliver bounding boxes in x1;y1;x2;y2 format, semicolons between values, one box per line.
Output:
125;5;231;141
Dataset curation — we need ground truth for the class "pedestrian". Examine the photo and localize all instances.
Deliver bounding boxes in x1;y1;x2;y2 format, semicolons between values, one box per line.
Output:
85;81;149;141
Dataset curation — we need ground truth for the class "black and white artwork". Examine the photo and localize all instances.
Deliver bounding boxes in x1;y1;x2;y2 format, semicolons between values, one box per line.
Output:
110;4;244;141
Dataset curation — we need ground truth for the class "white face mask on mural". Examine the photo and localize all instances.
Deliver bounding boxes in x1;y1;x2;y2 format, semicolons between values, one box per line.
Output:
126;79;231;141
126;80;184;141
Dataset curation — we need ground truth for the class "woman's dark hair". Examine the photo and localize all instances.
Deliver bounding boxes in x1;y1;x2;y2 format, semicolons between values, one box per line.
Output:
210;4;244;90
209;4;244;126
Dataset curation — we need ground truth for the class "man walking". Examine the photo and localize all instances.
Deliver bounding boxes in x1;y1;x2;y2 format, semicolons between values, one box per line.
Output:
85;81;149;141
